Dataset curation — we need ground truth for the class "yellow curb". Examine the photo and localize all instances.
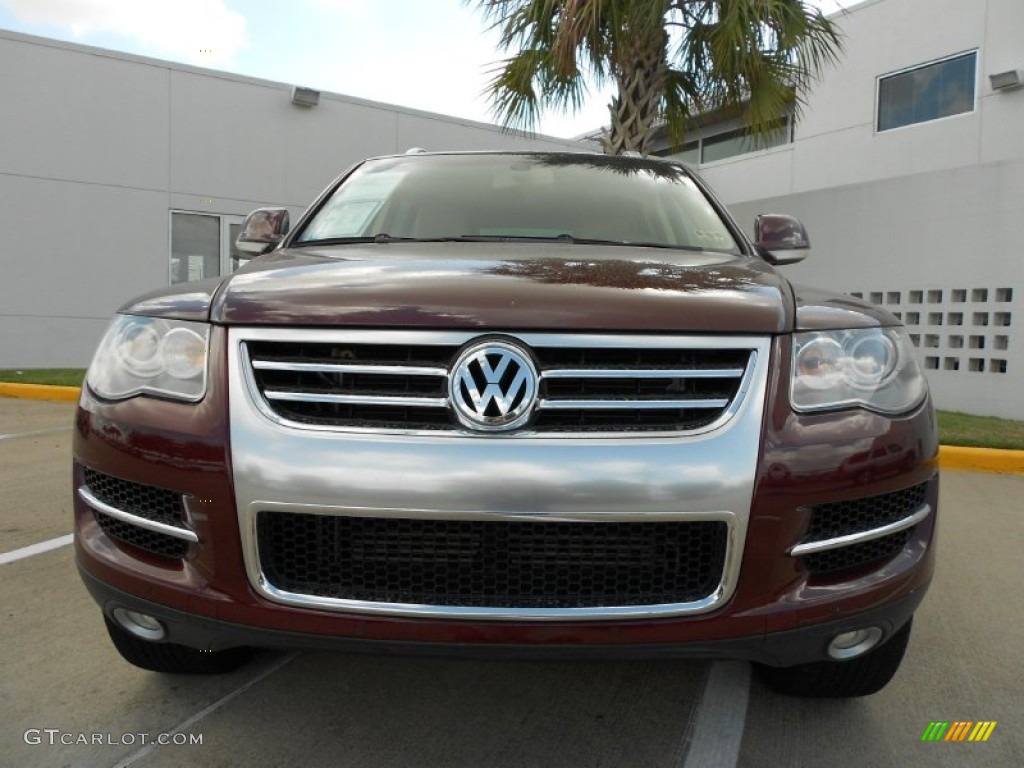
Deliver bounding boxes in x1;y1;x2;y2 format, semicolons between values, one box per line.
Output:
1;383;1022;474
0;382;81;402
938;445;1024;475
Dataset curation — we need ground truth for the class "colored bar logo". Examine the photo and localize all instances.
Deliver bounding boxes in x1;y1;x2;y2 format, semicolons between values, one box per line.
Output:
921;721;997;742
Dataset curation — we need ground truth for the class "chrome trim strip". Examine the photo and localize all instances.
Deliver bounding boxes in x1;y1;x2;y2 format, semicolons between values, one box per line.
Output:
251;360;447;377
250;503;738;620
540;368;745;379
538;398;729;410
788;503;931;557
240;328;757;348
263;391;447;408
77;487;198;543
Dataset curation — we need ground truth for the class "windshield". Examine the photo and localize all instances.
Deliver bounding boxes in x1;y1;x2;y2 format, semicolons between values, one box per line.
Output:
295;154;741;254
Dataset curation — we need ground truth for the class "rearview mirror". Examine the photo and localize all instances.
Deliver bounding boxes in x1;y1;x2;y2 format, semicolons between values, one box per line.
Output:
236;208;290;256
754;214;810;265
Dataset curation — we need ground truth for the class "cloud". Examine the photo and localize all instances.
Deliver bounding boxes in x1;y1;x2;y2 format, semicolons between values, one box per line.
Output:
2;0;247;66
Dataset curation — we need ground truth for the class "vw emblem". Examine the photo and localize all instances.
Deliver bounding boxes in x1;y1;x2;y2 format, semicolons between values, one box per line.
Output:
449;340;538;432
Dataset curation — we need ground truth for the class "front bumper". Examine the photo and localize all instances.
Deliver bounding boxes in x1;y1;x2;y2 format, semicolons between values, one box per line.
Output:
73;329;940;665
80;564;929;666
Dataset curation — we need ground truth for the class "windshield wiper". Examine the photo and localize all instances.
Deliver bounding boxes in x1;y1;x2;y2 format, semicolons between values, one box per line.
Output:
294;233;419;246
565;238;728;253
422;234;578;243
294;233;578;247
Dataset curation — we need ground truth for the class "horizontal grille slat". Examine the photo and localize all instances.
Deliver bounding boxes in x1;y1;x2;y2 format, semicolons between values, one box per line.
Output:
264;391;448;407
541;368;745;379
244;335;757;434
252;360;448;377
538;398;729;410
257;513;728;609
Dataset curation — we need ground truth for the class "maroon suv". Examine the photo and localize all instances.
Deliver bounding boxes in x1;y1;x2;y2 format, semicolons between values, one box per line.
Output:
73;152;937;697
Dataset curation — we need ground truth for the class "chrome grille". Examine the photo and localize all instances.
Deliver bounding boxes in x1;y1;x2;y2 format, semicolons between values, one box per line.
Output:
247;339;452;431
243;332;759;435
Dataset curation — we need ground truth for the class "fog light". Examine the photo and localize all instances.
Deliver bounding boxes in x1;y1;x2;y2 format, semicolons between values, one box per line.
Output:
112;607;166;641
828;627;883;659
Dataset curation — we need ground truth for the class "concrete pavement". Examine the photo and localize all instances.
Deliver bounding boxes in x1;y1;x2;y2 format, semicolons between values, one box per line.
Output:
1;399;1021;767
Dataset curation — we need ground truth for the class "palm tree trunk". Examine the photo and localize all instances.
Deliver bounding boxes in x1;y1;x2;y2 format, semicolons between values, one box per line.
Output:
603;27;669;156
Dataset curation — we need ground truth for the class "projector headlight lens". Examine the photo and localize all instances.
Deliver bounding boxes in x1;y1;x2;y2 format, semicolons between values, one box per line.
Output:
791;328;927;414
87;315;209;402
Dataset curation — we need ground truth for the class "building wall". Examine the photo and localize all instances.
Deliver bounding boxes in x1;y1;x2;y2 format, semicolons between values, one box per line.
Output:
696;0;1024;419
0;30;581;367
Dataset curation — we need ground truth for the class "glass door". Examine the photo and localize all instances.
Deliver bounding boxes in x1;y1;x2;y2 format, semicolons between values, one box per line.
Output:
223;215;246;275
170;212;220;284
170;212;248;284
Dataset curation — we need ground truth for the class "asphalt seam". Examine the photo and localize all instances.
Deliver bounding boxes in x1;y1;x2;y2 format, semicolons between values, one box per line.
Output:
111;651;300;768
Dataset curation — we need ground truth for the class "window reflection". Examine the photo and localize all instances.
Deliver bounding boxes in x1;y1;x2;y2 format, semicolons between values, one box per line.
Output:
877;52;976;132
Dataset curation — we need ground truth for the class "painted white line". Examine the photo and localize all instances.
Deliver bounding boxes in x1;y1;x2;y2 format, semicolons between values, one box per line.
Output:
0;426;70;441
681;661;751;768
0;533;74;565
112;651;300;768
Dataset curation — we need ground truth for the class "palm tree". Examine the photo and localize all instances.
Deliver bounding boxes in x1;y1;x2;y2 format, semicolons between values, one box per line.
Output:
476;0;843;155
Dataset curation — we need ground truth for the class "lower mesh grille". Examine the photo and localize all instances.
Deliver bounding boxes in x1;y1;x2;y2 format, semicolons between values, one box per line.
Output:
802;529;914;575
800;483;928;575
257;513;728;608
805;483;928;541
82;468;189;559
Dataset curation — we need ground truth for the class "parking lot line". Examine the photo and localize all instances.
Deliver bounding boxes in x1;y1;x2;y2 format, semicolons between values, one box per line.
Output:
0;426;70;441
0;533;73;565
681;661;751;768
112;652;300;768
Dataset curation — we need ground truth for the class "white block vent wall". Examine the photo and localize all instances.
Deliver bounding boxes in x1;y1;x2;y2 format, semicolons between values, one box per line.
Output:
847;286;1019;418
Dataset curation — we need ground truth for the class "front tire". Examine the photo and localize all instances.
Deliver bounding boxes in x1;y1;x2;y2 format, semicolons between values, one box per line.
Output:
104;616;253;674
756;618;913;698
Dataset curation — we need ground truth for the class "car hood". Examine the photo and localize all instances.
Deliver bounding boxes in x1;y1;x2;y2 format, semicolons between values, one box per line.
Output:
198;243;793;333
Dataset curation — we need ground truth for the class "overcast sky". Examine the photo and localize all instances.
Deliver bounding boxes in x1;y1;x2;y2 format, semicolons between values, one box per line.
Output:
0;0;854;139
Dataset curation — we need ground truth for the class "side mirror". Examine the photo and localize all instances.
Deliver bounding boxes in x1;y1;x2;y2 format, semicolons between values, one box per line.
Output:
236;208;290;257
754;213;810;265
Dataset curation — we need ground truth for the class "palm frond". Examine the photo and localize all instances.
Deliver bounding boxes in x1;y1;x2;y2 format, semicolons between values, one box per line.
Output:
471;0;843;153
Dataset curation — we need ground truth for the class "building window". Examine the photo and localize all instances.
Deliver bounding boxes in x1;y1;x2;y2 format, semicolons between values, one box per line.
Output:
663;140;699;165
700;118;791;163
877;51;976;132
655;116;792;166
170;211;246;284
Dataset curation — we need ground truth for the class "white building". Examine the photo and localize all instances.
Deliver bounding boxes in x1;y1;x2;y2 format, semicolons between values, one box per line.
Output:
0;29;581;369
652;0;1023;419
3;0;1021;419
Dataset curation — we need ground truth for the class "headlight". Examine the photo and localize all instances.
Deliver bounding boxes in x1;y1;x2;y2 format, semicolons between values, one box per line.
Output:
791;328;927;414
87;315;210;402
